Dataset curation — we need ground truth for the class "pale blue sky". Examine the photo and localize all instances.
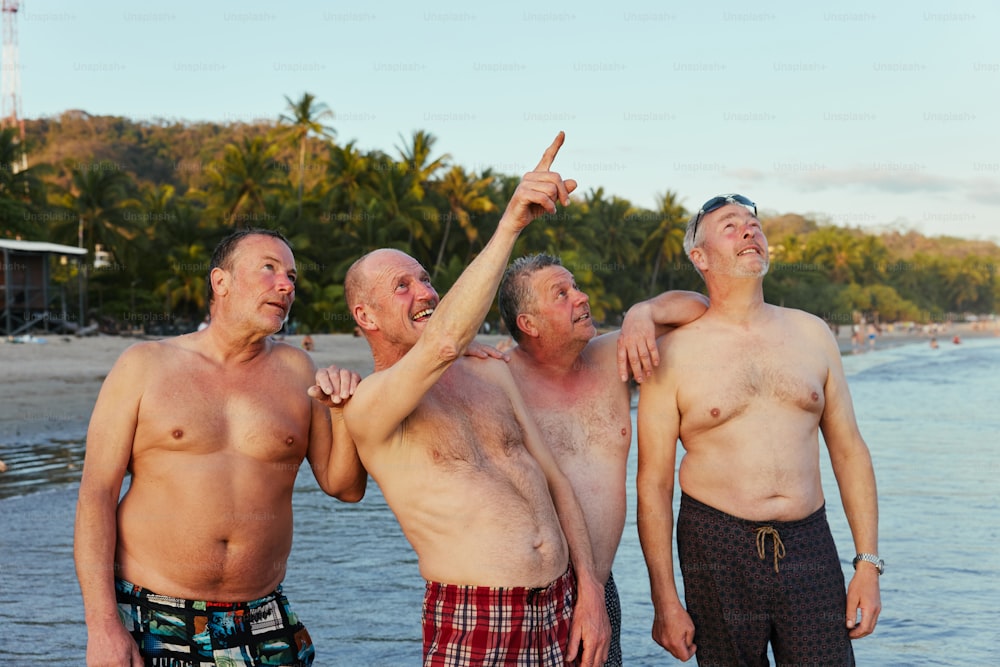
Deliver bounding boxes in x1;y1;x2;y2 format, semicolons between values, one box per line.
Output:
16;0;999;241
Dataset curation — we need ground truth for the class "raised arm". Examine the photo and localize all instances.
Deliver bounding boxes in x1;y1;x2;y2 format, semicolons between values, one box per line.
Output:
617;290;709;382
636;335;697;662
492;361;609;667
74;344;149;667
345;133;578;446
816;322;881;638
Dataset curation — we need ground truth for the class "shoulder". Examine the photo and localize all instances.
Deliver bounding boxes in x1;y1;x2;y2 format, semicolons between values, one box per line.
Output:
774;306;836;337
461;355;514;382
266;338;318;382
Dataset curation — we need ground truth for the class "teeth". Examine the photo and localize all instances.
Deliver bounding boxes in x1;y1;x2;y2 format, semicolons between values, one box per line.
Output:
412;308;434;321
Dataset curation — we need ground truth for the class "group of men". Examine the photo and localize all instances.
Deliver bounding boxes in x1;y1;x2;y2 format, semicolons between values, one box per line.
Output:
75;134;881;667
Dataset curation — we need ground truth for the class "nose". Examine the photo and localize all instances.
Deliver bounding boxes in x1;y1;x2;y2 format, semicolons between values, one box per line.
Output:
415;280;438;302
573;288;590;305
276;273;295;294
741;218;761;239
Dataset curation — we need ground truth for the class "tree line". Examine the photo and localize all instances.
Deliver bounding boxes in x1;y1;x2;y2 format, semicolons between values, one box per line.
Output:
2;93;997;335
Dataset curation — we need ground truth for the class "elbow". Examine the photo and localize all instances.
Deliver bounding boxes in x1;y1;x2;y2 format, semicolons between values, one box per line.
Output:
332;475;368;503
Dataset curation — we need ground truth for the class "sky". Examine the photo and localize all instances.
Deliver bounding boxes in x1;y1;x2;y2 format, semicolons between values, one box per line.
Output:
13;0;1000;242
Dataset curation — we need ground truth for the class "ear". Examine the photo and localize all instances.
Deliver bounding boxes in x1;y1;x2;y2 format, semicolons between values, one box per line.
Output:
353;304;378;332
689;248;709;274
210;267;229;299
515;312;539;339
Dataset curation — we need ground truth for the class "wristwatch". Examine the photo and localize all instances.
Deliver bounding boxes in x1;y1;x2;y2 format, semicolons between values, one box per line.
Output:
853;553;884;575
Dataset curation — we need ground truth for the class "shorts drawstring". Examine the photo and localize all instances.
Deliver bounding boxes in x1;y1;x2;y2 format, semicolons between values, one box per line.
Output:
755;526;786;573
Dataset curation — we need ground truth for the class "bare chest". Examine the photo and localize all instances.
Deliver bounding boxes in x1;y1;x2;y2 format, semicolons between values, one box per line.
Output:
519;371;631;458
678;342;826;428
406;372;526;470
136;366;311;462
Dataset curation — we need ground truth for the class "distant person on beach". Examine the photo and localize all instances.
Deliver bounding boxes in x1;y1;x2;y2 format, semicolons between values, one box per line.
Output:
637;194;881;665
497;253;708;666
324;133;610;666
74;229;367;666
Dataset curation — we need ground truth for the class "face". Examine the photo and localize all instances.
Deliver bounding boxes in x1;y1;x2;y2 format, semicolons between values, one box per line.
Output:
217;234;297;333
694;203;769;278
360;249;439;345
524;265;595;342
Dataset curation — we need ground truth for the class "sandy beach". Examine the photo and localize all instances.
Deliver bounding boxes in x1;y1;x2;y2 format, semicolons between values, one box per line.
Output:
0;332;508;446
2;321;994;448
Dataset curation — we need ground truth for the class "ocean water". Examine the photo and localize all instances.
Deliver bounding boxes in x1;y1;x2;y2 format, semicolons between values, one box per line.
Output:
1;337;998;665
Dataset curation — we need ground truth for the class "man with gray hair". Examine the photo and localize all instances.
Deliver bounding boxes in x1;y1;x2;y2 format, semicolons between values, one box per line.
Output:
637;194;881;665
498;253;708;665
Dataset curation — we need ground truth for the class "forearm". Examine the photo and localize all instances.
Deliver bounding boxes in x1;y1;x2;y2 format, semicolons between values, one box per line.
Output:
74;490;124;627
834;450;880;553
551;480;602;592
315;409;367;501
425;223;521;355
637;479;684;612
634;290;709;337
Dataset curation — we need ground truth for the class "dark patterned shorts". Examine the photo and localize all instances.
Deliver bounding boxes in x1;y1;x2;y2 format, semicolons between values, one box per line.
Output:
677;494;854;667
604;572;622;667
115;578;315;666
422;567;575;666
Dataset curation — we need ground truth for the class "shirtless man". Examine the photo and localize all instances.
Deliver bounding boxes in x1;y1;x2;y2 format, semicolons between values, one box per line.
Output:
74;229;367;666
497;253;708;665
637;194;881;665
325;133;610;666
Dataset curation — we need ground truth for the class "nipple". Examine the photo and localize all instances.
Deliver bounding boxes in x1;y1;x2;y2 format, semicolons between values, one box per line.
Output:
285;436;295;446
172;429;183;439
710;407;721;418
811;391;820;402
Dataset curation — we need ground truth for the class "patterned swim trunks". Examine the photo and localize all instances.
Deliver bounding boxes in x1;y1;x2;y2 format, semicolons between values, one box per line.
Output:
115;578;315;666
676;493;854;666
422;567;576;666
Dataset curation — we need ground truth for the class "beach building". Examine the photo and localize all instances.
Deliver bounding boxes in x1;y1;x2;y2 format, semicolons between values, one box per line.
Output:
1;239;87;337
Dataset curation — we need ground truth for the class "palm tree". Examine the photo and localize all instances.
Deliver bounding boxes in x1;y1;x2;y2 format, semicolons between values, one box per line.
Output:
370;160;438;265
395;130;449;199
280;93;336;218
324;140;373;226
59;160;139;262
431;166;495;277
207;136;284;228
641;190;688;293
0;127;47;238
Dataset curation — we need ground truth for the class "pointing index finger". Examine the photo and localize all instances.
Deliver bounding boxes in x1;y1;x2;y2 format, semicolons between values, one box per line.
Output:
534;131;566;171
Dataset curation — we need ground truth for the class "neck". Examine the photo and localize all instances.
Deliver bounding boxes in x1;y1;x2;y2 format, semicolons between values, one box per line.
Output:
704;277;768;324
513;336;588;376
201;324;272;364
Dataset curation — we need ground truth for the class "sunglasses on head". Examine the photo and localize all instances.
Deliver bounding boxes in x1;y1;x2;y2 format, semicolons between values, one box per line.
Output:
691;194;757;240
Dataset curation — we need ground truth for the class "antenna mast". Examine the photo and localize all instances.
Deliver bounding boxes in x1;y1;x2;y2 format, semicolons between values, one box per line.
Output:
1;0;25;170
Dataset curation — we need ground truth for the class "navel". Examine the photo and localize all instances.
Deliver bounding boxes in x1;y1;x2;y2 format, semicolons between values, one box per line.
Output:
172;429;183;439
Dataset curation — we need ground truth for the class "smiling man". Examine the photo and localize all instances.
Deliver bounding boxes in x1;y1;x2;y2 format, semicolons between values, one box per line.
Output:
637;194;881;666
334;134;610;666
75;229;367;667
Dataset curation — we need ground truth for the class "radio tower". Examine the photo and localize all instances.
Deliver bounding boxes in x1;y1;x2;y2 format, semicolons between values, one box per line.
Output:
1;0;26;170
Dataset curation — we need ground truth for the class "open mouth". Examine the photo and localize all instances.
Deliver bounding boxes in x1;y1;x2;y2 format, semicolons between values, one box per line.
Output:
738;247;761;256
412;307;435;322
574;312;591;323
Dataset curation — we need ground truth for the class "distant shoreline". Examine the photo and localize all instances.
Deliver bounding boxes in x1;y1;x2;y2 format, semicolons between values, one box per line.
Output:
1;322;996;447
